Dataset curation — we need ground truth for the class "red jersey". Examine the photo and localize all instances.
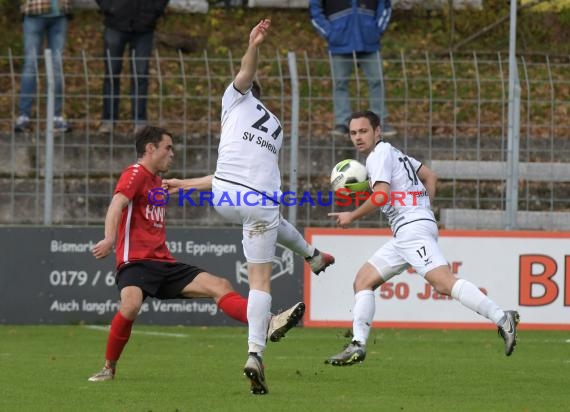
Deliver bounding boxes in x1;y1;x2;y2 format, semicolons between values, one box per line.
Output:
114;163;174;269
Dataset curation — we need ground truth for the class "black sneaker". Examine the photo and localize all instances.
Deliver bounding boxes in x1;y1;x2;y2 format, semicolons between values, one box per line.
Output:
53;116;71;133
14;115;31;133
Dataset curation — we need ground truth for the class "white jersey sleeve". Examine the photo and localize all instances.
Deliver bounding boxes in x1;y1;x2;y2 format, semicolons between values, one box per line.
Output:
366;142;435;234
368;142;393;185
215;82;283;194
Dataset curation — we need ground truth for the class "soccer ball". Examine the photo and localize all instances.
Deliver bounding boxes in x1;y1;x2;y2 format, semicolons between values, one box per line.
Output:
330;159;369;192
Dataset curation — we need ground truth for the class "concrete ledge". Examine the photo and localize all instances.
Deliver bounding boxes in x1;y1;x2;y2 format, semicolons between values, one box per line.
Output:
430;160;570;182
440;209;570;230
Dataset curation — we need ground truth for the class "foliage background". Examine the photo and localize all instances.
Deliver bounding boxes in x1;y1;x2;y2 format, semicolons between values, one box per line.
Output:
1;2;570;57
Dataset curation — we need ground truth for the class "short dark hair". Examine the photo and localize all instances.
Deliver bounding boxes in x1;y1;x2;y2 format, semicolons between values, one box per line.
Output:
348;110;381;130
135;125;172;157
251;80;262;99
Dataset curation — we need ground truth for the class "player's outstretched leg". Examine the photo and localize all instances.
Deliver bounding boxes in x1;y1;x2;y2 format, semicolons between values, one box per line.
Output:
306;249;335;275
325;341;366;366
498;310;520;356
243;353;269;395
267;302;305;342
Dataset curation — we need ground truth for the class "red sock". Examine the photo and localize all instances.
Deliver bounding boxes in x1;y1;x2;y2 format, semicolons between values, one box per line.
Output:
217;291;248;324
105;311;134;363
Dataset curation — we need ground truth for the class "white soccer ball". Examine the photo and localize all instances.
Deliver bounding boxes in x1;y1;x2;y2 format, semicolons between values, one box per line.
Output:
330;159;369;192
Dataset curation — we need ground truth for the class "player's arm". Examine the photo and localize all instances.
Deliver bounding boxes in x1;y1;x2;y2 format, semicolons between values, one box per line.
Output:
329;181;389;228
162;175;213;194
92;192;129;259
234;19;271;93
417;164;437;202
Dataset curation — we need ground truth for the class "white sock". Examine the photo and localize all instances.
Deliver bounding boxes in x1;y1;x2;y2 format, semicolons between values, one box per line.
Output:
277;218;315;258
451;279;505;325
247;289;272;354
352;290;375;345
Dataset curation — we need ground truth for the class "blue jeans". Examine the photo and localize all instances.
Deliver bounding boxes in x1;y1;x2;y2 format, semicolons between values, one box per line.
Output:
330;51;388;126
102;27;154;123
19;15;68;117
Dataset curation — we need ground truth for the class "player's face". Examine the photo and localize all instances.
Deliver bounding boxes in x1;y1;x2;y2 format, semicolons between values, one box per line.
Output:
349;117;380;154
152;135;174;173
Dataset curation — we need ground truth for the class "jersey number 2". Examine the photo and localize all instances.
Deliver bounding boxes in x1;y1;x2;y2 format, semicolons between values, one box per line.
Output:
252;104;282;139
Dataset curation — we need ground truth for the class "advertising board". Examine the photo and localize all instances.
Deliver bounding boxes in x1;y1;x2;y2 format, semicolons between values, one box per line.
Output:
305;228;570;330
0;227;303;325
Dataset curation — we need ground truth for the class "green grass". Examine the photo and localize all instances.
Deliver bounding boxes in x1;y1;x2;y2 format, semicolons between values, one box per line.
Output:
1;325;568;411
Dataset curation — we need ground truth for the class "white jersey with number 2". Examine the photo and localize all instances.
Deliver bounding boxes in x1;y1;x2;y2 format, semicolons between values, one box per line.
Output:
366;141;436;235
215;83;283;194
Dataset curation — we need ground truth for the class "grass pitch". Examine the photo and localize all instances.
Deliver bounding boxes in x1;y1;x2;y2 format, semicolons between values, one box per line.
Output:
1;325;568;412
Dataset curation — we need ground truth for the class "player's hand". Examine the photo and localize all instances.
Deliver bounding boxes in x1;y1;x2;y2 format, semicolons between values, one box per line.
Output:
162;178;183;195
328;211;354;228
249;18;271;47
92;238;113;259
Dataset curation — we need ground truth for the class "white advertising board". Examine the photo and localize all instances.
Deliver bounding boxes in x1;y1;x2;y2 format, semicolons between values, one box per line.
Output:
304;228;570;330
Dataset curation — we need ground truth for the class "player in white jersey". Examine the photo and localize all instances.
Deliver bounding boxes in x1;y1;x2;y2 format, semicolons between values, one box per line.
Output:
326;110;520;366
215;18;336;395
163;19;334;395
367;139;435;236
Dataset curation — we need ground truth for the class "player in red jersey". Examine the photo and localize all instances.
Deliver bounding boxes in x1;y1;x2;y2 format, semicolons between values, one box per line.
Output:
88;126;304;382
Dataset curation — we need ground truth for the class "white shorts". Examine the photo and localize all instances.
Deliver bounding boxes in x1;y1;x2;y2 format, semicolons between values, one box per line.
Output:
212;178;279;264
368;219;448;279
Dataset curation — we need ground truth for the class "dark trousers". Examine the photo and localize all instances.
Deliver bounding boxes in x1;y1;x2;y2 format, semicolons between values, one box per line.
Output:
102;27;154;123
